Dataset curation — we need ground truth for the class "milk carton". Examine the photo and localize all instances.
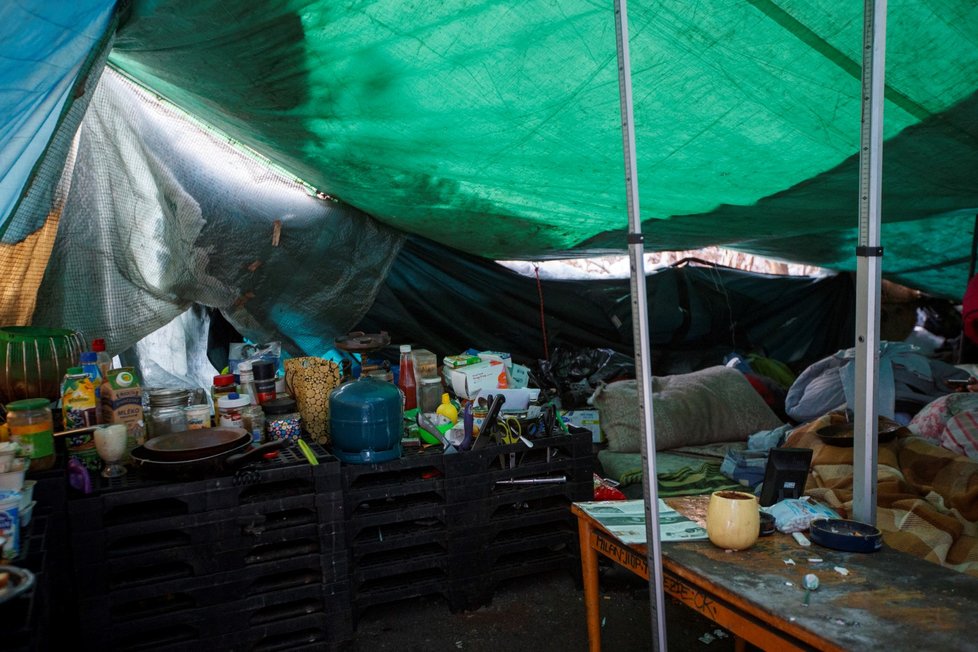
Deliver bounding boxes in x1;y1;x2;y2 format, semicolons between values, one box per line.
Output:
101;368;145;454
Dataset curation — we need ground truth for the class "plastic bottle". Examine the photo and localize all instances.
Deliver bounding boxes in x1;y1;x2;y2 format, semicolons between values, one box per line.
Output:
91;338;113;379
237;360;258;405
397;345;417;411
435;393;458;424
80;351;104;402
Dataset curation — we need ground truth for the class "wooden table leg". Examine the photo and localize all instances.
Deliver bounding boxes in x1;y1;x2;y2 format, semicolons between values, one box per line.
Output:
577;515;601;652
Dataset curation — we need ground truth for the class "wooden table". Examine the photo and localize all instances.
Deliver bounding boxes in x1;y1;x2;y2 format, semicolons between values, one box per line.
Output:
572;501;978;651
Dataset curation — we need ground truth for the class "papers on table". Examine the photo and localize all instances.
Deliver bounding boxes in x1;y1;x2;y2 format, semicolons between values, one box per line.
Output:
575;499;708;545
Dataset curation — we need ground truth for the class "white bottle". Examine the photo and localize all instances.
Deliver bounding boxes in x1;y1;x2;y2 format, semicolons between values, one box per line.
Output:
237;360;258;406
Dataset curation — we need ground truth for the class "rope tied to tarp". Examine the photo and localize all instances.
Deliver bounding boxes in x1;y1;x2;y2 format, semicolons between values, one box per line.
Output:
534;264;549;361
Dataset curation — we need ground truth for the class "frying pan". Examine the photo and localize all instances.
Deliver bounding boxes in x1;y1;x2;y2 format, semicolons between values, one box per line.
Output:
130;428;287;478
142;427;251;460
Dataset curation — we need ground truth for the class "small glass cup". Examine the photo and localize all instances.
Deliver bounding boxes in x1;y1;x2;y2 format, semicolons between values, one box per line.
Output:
94;424;128;478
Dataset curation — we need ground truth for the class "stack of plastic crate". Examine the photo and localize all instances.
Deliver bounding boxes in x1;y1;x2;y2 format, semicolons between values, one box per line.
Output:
341;448;452;622
67;444;351;651
444;427;593;610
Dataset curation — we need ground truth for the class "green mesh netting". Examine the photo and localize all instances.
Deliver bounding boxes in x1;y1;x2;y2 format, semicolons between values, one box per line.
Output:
101;1;978;299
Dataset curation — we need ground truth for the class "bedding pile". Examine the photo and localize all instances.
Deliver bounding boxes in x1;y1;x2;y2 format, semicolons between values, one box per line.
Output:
787;412;978;577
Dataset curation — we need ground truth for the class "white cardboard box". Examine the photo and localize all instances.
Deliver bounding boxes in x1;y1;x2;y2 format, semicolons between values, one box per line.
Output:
447;361;508;399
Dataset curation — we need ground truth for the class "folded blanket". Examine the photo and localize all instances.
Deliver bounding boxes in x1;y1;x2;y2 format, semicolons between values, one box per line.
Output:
597;449;743;496
657;462;743;497
787;413;978;577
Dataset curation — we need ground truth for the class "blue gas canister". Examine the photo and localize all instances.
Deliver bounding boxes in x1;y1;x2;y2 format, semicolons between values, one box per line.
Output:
329;375;403;464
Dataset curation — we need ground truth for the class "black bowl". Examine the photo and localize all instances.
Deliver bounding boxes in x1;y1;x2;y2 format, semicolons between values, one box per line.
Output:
809;518;882;552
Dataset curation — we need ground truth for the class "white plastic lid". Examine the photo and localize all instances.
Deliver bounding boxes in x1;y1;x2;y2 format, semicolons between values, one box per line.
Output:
237;360;253;371
218;393;251;409
399;344;411;353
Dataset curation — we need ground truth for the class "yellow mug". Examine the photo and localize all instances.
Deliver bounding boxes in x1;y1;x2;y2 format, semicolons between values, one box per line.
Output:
706;490;760;551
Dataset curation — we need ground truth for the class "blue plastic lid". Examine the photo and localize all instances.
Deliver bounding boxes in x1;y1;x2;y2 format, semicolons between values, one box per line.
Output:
80;351;96;363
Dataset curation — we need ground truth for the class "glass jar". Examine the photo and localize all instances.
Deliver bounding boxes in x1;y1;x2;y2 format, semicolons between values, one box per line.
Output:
418;377;443;414
211;374;237;425
240;404;265;444
146;388;191;439
263;397;302;443
5;398;55;471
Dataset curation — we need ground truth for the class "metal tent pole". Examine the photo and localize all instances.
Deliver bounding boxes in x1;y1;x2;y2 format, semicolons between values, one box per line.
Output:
613;1;668;649
853;0;888;525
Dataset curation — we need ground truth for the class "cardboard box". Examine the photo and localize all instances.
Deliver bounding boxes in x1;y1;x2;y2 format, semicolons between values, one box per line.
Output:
443;354;483;369
478;350;512;369
561;409;603;443
447;361;508;399
101;368;145;444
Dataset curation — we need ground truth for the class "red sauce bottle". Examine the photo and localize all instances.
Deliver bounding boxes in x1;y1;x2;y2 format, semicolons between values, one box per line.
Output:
397;344;417;411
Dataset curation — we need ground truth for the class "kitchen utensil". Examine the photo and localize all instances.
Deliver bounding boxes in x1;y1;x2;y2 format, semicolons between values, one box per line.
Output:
129;436;286;479
142;427;251;460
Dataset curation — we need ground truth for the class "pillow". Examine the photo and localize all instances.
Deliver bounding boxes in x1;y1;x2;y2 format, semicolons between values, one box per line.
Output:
590;366;783;453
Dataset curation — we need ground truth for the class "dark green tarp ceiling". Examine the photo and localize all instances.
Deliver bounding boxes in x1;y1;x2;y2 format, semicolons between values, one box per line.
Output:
7;1;978;300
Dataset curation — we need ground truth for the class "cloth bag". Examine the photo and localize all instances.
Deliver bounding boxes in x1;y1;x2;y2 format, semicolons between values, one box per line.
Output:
284;357;341;445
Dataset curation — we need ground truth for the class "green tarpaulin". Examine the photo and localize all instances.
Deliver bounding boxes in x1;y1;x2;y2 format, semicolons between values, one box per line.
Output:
103;0;978;299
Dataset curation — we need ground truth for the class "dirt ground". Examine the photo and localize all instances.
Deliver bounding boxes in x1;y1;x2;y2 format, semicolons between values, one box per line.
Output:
352;563;738;652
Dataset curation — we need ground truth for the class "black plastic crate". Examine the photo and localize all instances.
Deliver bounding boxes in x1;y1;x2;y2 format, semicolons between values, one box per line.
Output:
341;447;448;493
351;540;451;585
444;430;592;479
449;542;581;611
349;515;449;560
444;458;592;507
68;444;341;532
85;581;328;647
352;565;451;615
69;498;329;565
346;489;449;535
72;521;333;594
444;474;592;529
77;551;348;621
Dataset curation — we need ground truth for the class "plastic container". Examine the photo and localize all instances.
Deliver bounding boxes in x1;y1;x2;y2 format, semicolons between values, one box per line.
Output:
412;348;438;384
0;326;85;406
91;338;113;380
0;490;19;559
263;397;301;443
184;404;211;430
217;393;250;429
5;398;55;471
397;345;417;412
